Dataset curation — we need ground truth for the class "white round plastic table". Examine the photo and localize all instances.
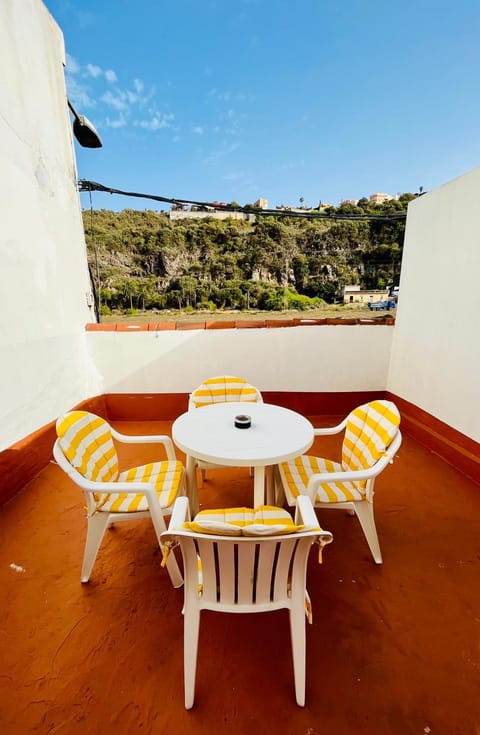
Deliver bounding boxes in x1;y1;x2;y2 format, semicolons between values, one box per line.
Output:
172;402;314;515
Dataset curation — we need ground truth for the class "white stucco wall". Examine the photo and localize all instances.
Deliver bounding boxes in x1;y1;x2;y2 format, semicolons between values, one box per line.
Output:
387;167;480;442
0;0;102;450
87;326;393;394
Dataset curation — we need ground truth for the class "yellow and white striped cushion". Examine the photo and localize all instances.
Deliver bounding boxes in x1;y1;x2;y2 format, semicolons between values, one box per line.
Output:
191;375;260;408
94;460;183;512
280;400;400;504
280;456;365;503
342;400;400;472
57;411;183;513
56;411;119;482
184;505;307;535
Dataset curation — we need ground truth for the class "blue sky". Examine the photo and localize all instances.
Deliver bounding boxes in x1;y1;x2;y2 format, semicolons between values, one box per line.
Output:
45;0;480;212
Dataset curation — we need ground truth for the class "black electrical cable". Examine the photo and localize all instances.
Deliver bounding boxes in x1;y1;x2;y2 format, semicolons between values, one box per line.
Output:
87;188;101;323
78;179;408;222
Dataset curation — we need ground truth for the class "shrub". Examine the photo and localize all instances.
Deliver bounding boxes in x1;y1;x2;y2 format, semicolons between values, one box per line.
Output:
197;301;216;312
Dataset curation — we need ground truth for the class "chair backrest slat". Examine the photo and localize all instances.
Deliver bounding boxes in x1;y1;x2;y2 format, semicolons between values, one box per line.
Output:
217;541;236;605
196;538;218;602
272;538;298;602
255;542;278;605
236;542;257;605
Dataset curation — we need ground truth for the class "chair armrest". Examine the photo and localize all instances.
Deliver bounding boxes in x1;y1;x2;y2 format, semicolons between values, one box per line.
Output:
52;447;162;495
295;496;333;546
304;446;399;500
295;495;319;527
159;497;190;552
74;478;160;496
169;496;190;530
305;464;383;494
313;416;347;437
110;428;176;460
53;440;172;500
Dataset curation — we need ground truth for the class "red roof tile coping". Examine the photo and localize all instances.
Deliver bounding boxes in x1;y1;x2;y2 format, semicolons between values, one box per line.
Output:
234;320;267;328
115;323;149;332
147;322;177;331
206;321;237;329
86;316;395;332
175;321;207;330
265;319;297;328
294;317;328;326
325;317;358;325
86;323;117;331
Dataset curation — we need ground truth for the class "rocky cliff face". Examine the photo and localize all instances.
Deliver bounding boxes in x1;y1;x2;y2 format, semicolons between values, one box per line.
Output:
83;206;406;311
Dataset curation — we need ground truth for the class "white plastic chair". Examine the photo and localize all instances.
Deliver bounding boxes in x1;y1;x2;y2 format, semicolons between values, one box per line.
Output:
188;375;263;481
53;410;185;587
161;495;333;708
276;400;402;563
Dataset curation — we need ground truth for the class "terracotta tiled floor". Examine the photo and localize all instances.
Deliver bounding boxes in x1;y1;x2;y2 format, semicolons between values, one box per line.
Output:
1;419;479;735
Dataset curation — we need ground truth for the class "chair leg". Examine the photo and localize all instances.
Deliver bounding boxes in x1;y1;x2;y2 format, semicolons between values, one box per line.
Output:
273;465;286;506
184;606;201;709
81;512;110;582
289;603;306;706
354;501;383;564
165;548;184;588
148;505;184;588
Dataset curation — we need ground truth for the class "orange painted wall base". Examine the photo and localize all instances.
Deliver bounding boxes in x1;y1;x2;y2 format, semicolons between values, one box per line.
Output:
1;390;478;505
0;396;107;505
386;392;480;487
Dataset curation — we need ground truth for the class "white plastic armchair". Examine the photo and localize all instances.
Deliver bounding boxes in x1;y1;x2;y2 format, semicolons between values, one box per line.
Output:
161;495;333;708
276;400;402;563
53;410;185;587
187;375;263;481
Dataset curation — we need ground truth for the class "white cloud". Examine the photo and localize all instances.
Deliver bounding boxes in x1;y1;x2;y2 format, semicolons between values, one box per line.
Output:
135;112;175;131
106;114;127;129
209;90;231;102
101;90;128;111
192;126;204;135
66;75;95;108
279;160;306;170
86;63;102;78
203;141;241;164
208;89;254;104
65;53;80;74
64;58;173;133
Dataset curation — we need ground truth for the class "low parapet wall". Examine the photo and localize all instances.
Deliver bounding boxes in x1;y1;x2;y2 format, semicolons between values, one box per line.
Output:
86;319;395;395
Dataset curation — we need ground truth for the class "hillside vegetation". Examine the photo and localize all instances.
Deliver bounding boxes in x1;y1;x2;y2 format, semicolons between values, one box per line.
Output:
82;194;415;315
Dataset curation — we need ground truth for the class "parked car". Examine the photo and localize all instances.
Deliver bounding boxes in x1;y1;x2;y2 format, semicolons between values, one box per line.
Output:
368;300;397;311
